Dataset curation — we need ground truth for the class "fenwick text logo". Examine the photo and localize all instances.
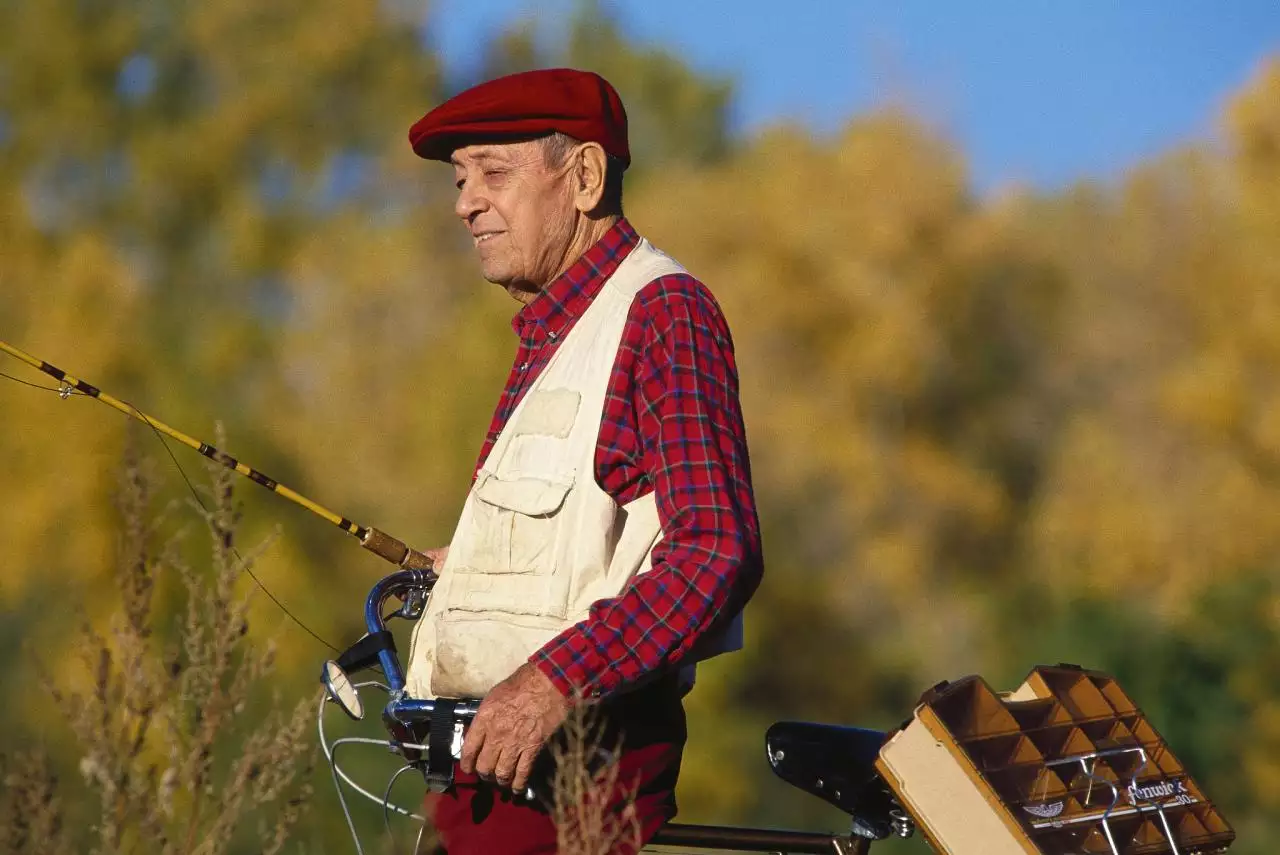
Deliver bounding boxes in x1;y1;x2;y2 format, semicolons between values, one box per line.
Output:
1128;778;1197;807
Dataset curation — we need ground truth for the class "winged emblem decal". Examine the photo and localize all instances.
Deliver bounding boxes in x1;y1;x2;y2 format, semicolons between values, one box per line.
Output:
1023;801;1066;819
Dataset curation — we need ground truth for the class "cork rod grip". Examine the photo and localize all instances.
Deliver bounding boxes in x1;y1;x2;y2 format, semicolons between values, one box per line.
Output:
398;547;436;573
360;527;435;572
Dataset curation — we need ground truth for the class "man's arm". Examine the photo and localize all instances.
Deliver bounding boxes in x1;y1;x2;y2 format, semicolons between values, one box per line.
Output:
531;273;764;698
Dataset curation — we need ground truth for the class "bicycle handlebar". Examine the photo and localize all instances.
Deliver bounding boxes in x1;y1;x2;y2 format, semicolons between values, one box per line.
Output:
327;571;896;852
362;568;435;692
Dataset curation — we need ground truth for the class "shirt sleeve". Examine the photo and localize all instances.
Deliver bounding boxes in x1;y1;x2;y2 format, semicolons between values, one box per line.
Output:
530;273;764;698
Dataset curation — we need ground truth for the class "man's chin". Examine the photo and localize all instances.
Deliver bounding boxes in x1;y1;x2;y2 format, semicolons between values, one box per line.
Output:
503;282;540;305
478;263;511;286
476;264;538;304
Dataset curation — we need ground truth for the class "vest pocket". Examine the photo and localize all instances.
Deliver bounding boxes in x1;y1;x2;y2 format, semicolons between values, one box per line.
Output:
511;388;580;438
463;471;573;576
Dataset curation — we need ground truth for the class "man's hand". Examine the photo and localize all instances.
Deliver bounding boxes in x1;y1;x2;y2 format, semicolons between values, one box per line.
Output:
459;662;569;792
424;546;449;570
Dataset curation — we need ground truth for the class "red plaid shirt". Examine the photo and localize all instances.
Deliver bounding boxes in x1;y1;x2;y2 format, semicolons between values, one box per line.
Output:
472;218;762;698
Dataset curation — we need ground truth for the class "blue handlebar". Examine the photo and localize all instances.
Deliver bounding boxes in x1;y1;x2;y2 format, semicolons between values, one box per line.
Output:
363;568;435;693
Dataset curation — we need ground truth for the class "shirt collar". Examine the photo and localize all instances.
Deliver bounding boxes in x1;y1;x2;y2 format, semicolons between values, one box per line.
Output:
511;217;639;342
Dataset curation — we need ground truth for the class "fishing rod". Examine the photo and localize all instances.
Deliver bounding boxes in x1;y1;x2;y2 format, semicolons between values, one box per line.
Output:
0;339;436;576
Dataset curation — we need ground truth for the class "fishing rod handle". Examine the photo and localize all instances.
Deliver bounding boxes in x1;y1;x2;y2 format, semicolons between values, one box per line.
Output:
360;526;435;572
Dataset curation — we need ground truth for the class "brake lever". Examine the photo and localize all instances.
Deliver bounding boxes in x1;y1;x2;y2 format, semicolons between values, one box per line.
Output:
388;588;428;621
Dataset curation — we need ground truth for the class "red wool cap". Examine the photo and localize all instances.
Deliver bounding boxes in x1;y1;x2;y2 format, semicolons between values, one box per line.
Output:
408;68;630;167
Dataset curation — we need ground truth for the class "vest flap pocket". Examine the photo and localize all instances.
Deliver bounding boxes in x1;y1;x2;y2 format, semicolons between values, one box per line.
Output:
473;471;573;517
453;570;571;619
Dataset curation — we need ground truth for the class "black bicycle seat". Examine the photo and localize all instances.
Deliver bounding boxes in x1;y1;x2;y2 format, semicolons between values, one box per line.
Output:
766;721;899;838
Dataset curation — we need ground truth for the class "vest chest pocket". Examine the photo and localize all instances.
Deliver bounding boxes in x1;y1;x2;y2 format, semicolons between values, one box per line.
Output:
512;388;579;438
462;471;574;576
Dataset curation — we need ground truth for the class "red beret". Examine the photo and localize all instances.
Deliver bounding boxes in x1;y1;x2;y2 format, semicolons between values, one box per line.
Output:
409;68;629;167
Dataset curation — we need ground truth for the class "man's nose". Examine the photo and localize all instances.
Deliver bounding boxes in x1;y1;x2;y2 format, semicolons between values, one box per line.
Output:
455;183;487;222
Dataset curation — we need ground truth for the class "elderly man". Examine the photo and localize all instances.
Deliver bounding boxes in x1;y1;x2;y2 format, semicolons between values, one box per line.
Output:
402;68;762;854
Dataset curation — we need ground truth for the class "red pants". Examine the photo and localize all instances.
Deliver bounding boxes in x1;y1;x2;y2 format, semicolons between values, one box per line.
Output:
424;676;686;855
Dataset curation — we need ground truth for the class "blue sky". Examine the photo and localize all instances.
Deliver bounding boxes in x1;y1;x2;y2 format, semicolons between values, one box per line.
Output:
429;1;1280;191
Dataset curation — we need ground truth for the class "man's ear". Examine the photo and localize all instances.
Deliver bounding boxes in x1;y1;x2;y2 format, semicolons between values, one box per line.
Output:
572;142;608;214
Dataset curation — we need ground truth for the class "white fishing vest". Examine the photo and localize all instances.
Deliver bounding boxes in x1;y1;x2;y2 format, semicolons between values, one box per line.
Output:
405;238;742;699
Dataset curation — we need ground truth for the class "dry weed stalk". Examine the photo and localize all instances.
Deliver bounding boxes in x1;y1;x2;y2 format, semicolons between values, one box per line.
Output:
0;748;73;853
549;700;642;855
32;428;315;855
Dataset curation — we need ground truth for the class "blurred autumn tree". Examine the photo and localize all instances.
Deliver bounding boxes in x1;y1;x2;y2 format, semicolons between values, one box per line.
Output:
2;0;1279;850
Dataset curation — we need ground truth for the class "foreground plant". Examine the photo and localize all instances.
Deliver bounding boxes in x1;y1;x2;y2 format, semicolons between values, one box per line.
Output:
5;431;314;855
548;700;641;855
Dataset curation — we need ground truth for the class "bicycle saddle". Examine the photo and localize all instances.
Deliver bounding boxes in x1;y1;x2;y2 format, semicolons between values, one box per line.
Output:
766;721;899;839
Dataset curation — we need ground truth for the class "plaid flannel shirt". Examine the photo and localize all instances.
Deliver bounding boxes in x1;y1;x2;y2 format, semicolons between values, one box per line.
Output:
472;218;762;698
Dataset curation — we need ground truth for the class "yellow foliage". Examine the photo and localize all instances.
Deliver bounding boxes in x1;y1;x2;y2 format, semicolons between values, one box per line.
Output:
2;0;1280;845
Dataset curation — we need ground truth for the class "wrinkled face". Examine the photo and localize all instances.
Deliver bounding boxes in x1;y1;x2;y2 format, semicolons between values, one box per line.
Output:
451;140;577;300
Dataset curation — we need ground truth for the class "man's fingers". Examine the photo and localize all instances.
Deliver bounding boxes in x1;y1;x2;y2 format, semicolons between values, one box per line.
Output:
492;745;519;787
473;734;503;780
459;716;486;775
511;747;538;794
458;665;568;790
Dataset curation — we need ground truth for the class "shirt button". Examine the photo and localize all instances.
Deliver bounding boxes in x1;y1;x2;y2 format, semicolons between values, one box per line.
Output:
519;362;528;372
548;330;558;340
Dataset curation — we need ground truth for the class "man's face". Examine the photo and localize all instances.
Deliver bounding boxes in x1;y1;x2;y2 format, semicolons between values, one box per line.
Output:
451;140;577;301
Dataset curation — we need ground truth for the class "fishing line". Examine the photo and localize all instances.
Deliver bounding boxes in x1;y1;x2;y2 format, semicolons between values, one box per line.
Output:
127;399;342;653
0;365;340;653
1;370;81;394
0;337;441;670
0;339;434;572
